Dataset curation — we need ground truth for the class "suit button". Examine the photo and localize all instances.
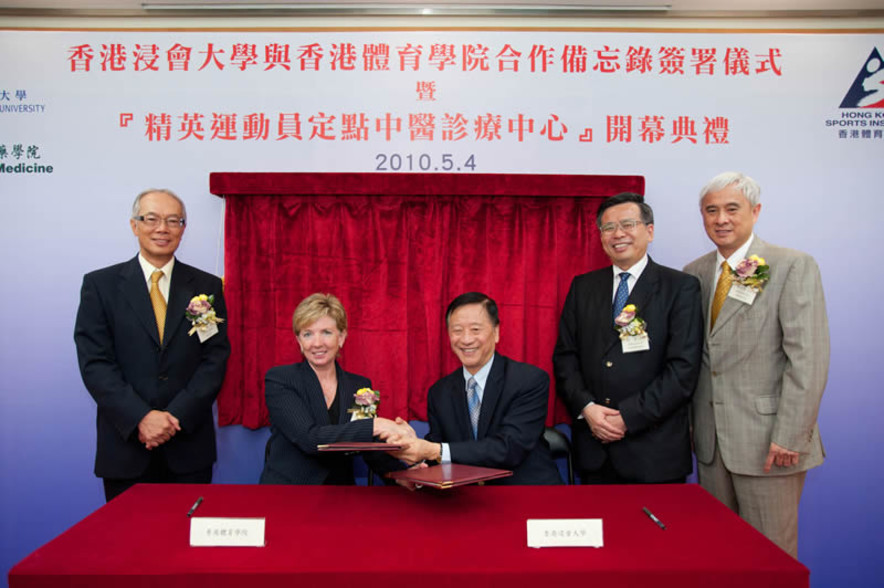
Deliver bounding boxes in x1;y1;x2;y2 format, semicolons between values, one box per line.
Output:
605;361;613;367
158;375;168;381
604;398;611;405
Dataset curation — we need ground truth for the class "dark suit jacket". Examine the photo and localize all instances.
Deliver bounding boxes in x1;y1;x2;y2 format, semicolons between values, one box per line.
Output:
260;361;400;485
553;257;703;482
425;353;562;485
74;255;230;479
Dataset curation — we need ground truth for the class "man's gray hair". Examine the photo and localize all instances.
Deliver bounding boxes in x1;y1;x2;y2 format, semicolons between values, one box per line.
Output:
131;188;187;219
699;172;761;207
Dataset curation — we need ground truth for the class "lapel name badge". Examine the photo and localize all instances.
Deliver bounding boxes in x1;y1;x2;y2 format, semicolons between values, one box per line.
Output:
728;283;757;305
621;333;650;353
615;305;650;353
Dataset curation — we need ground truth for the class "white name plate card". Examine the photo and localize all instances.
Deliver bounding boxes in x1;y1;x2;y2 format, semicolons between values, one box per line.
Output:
621;333;650;354
526;519;604;548
195;322;219;343
190;517;266;547
728;283;757;305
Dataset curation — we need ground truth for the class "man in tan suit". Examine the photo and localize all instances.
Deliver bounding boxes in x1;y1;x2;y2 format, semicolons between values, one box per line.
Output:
684;171;829;559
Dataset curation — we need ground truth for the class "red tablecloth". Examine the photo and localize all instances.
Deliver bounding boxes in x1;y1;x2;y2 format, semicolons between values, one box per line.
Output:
9;483;807;588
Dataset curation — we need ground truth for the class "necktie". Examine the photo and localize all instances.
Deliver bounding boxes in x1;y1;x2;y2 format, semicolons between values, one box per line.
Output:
612;272;630;322
710;261;732;330
150;270;167;343
467;377;481;439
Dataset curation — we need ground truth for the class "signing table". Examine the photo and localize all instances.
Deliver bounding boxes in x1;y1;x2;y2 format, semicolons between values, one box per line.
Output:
9;483;807;588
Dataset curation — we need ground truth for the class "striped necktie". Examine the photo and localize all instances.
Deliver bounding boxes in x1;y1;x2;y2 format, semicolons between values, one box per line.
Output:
467;377;481;439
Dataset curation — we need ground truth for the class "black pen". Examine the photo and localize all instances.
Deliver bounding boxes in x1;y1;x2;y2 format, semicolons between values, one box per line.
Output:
187;496;203;517
642;507;666;530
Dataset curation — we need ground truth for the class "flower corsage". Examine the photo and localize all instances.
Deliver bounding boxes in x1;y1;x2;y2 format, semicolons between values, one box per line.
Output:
186;294;225;342
348;387;380;420
614;304;650;353
733;255;770;292
614;304;647;340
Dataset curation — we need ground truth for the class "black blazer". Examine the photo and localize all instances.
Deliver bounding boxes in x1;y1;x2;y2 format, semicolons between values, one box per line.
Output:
260;360;400;485
426;353;562;485
74;256;230;479
553;258;703;482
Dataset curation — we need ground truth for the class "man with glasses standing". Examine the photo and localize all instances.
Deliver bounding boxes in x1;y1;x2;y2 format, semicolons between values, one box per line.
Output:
553;192;703;484
684;172;829;559
75;189;230;501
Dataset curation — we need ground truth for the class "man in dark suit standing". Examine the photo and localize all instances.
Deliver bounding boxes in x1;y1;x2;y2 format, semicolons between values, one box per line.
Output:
553;193;703;484
391;292;561;484
75;189;230;501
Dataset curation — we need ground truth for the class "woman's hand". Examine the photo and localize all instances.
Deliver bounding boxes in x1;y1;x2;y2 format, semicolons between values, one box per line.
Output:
373;416;416;442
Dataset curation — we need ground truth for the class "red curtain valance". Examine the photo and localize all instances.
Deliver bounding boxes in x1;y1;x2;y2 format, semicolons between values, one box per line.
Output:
210;172;642;198
212;172;644;429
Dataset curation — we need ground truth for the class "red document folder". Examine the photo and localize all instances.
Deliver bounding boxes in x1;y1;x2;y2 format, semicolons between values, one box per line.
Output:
388;464;513;489
317;442;403;452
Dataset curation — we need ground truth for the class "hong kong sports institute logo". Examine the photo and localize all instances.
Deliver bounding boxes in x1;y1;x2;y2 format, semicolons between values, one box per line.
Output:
840;48;884;108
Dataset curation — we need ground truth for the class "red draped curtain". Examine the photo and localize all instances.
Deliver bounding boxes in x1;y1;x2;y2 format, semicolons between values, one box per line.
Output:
212;173;644;429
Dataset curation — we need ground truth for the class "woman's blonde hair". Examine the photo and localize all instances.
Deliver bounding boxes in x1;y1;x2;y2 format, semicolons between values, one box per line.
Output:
292;293;348;335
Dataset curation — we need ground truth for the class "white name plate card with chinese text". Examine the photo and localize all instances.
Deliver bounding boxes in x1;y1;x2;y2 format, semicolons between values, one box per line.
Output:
189;517;266;547
621;333;650;354
728;284;757;305
526;519;604;548
195;322;219;343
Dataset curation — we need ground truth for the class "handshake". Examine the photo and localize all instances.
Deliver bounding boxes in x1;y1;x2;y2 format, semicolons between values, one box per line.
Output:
371;417;441;465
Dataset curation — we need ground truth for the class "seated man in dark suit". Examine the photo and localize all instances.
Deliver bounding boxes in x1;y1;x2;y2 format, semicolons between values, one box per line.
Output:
390;292;561;485
75;189;230;501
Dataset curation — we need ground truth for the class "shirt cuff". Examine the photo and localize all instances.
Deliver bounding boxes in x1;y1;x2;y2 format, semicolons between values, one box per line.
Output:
577;401;595;420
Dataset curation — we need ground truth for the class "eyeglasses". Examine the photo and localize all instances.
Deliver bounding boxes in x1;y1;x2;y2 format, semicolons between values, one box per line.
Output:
600;219;645;234
134;215;186;229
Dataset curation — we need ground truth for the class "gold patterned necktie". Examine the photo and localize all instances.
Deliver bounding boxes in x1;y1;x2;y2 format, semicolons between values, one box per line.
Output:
150;270;167;343
710;261;732;330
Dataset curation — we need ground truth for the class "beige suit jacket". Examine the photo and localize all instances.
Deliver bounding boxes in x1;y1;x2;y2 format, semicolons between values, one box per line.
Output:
684;236;829;476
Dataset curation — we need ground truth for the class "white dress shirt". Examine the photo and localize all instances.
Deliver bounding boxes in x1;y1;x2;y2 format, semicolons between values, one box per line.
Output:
610;253;649;302
714;234;755;291
137;254;175;302
440;355;495;463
